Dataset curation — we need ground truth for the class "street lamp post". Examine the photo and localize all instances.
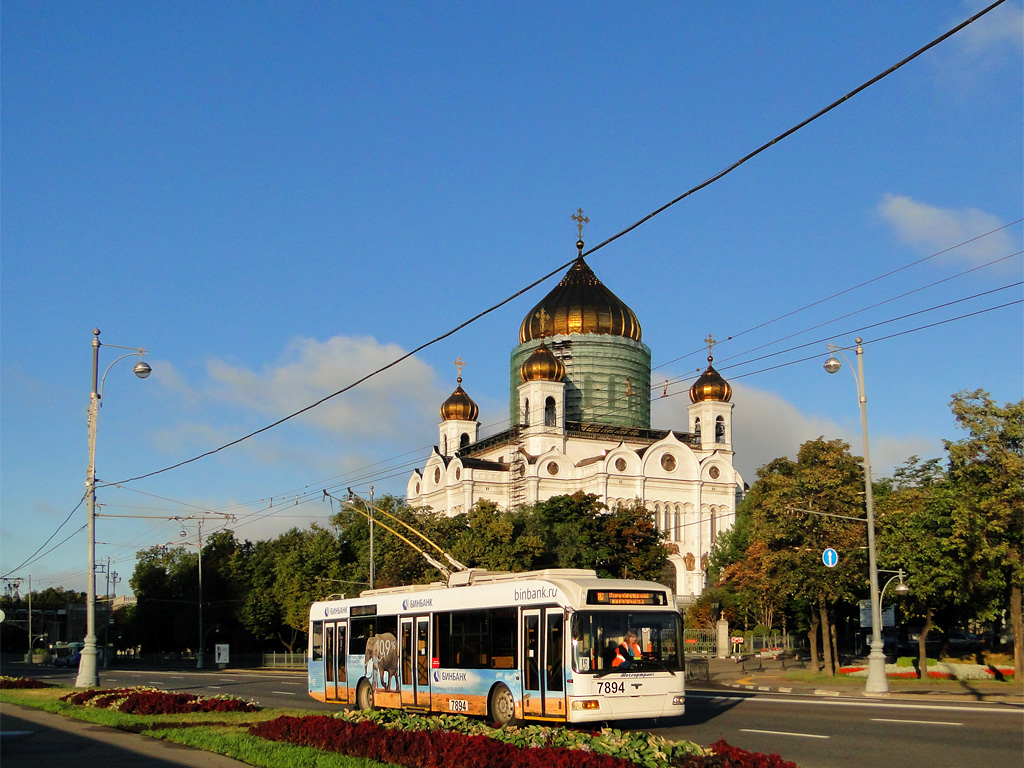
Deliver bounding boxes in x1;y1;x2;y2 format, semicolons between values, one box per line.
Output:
823;337;889;694
76;328;151;689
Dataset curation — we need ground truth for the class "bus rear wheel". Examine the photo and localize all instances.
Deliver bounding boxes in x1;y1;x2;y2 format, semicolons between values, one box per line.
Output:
488;683;518;726
356;680;374;711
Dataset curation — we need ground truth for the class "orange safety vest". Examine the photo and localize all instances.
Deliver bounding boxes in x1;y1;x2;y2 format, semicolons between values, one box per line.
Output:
612;640;641;667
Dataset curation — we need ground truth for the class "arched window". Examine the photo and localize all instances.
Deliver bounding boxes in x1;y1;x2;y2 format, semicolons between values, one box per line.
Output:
460;432;470;449
693;417;701;441
442;435;448;455
544;396;557;427
715;416;725;443
522;398;530;427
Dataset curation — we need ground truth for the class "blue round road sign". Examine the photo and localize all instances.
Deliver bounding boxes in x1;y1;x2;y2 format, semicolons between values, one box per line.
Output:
822;548;839;567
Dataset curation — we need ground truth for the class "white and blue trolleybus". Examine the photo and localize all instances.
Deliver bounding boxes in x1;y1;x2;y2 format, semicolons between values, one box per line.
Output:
308;568;686;724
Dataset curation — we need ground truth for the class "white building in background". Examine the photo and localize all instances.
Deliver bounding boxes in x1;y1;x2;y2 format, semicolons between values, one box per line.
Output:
407;225;744;604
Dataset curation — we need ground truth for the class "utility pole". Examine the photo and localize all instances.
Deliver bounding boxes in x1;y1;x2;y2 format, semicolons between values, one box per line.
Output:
374;483;378;593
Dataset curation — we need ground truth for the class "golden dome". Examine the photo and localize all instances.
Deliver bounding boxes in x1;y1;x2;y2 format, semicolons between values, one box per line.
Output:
689;357;732;403
519;248;642;344
520;341;566;383
440;376;479;421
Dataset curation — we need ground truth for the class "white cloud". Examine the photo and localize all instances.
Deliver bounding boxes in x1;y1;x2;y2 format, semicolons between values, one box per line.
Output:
147;334;447;484
203;335;444;440
953;1;1023;57
652;381;939;486
934;3;1023;90
877;194;1018;272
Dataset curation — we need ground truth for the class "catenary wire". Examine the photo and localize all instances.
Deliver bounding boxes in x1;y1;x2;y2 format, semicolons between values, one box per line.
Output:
106;1;1008;490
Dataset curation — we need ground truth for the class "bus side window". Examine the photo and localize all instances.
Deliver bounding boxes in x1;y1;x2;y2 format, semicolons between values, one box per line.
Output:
311;621;324;661
490;607;517;669
546;612;564;692
350;618;375;655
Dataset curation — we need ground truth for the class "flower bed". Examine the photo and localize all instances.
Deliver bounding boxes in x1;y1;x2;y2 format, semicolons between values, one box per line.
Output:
250;713;800;768
838;662;1014;681
0;676;51;689
60;686;258;714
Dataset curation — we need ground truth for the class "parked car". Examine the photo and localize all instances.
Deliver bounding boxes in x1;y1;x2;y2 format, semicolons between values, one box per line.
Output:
946;631;981;653
896;627;942;657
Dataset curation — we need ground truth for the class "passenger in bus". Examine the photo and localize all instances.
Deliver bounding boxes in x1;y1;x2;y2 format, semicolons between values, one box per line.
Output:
612;630;642;668
456;639;480;668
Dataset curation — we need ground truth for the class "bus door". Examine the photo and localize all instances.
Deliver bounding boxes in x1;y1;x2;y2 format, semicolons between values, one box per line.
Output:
521;607;566;718
324;621;348;703
400;615;431;708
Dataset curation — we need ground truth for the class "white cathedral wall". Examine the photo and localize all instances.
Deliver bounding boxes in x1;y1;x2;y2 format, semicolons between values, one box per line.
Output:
406;429;739;598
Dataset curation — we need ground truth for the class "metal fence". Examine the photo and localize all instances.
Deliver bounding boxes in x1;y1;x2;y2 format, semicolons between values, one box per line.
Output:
683;628;716;657
260;652;306;668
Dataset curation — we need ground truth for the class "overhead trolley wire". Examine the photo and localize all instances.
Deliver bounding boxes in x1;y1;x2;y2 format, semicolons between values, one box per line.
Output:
652;220;1023;374
106;1;1008;491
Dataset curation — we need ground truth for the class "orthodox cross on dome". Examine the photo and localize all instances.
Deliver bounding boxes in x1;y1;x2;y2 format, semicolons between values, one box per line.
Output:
571;207;589;239
704;334;717;360
535;308;551;337
453;356;465;383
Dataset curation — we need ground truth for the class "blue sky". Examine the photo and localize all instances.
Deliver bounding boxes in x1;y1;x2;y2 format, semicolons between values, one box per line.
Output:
2;1;1021;596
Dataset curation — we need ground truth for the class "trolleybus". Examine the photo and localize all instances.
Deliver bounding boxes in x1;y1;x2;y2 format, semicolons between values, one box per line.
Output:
308;568;685;724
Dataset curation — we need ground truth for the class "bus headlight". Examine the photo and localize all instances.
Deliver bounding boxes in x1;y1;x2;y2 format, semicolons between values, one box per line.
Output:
571;699;601;711
672;695;686;706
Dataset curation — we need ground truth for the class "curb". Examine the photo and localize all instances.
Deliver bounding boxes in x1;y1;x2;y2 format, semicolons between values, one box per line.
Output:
709;680;1023;704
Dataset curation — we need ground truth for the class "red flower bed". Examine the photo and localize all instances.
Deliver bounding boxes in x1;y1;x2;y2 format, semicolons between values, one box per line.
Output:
0;676;51;689
119;690;257;714
250;716;799;768
61;687;257;714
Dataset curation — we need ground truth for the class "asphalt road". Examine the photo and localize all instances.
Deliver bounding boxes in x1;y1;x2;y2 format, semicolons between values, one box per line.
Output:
12;666;1024;768
665;688;1023;768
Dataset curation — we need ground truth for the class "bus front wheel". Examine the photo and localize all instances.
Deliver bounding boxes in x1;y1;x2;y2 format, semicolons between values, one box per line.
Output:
489;683;518;726
356;680;374;711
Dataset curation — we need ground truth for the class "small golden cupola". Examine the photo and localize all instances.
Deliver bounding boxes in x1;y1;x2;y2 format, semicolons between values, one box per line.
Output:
440;357;479;421
520;341;565;383
689;336;732;403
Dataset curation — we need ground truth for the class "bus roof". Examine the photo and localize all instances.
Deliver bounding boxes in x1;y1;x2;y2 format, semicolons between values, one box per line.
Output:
310;568;676;615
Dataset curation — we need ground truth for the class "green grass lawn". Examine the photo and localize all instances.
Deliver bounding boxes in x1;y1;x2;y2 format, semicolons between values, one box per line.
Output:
0;686;403;768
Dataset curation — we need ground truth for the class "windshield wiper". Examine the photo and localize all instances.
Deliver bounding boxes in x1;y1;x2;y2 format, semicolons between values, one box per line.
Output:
595;659;676;677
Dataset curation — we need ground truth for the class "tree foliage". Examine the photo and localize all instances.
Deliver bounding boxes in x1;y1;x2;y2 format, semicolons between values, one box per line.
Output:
945;390;1023;677
712;438;868;674
125;491;669;655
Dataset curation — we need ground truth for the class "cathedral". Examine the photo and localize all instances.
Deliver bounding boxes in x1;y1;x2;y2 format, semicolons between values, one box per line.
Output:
406;216;744;603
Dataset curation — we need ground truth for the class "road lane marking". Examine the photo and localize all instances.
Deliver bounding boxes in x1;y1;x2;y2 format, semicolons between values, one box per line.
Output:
685;691;1020;714
271;691;296;695
740;729;829;739
872;718;963;726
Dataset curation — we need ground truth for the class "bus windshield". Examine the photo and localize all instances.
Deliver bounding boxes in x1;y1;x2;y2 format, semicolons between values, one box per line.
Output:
570;611;682;674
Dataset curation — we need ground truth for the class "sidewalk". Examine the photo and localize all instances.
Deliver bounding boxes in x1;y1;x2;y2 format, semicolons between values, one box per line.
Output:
0;701;248;768
693;654;1024;705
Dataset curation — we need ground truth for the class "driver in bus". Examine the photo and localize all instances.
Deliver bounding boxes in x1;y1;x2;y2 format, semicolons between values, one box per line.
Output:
612;629;642;668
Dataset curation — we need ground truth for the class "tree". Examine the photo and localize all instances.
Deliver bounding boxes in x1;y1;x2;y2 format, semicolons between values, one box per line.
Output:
598;499;668;582
129;545;198;653
269;526;348;652
876;457;975;677
944;390;1024;679
449;500;543;572
715;439;867;675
